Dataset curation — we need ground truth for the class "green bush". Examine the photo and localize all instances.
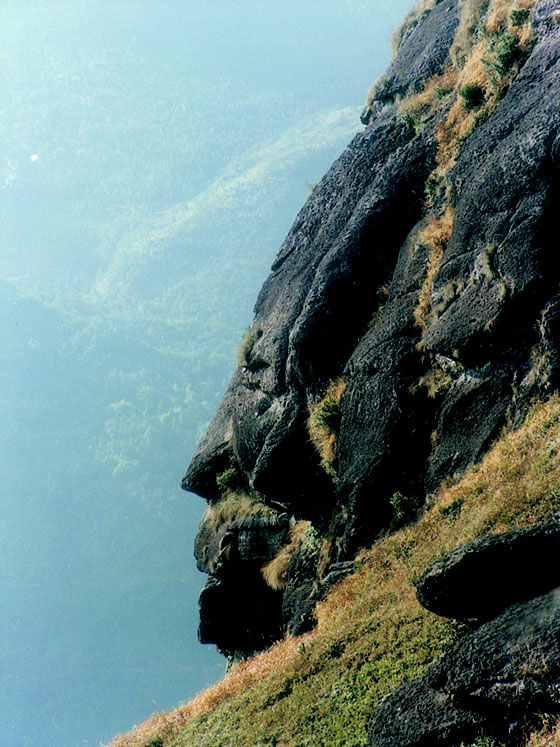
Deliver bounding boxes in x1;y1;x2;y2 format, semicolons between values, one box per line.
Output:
459;83;485;110
216;462;244;493
509;7;530;26
488;31;522;76
301;524;322;558
317;397;341;433
434;84;453;100
425;173;441;201
400;110;425;133
459;737;499;747
389;491;408;524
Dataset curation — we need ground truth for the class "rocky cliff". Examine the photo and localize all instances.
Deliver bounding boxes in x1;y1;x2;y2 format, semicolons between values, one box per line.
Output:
183;0;560;659
109;1;560;746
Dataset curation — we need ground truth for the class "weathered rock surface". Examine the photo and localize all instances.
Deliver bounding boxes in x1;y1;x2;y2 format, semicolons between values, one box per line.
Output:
362;0;462;124
368;588;560;747
415;518;560;623
195;513;289;657
182;0;560;657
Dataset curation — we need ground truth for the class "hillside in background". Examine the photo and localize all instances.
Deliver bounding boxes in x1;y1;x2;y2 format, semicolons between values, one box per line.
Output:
1;3;413;746
110;0;560;745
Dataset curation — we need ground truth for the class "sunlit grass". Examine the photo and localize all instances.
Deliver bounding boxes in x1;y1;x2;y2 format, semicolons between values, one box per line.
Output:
524;719;560;746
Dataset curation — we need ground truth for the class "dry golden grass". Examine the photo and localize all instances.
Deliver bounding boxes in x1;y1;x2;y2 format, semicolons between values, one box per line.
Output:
412;365;453;398
435;42;489;171
307;378;346;477
399;68;458;121
262;520;311;591
436;0;537;174
524;720;560;747
106;633;314;747
486;0;535;33
198;492;278;542
450;0;491;67
316;393;560;648
414;207;455;335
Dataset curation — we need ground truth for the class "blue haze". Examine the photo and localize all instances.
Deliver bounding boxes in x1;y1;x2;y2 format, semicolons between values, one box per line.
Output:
0;2;413;745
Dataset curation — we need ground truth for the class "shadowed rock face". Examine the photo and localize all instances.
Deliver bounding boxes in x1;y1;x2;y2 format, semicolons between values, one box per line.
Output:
194;513;289;656
368;588;560;747
182;0;560;657
415;518;560;623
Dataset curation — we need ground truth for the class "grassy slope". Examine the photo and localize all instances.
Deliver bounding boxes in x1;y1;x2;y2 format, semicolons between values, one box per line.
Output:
110;394;560;747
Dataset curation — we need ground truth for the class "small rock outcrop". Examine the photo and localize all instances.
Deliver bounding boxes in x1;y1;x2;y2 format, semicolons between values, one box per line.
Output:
195;512;290;657
415;518;560;623
362;0;462;124
368;588;560;747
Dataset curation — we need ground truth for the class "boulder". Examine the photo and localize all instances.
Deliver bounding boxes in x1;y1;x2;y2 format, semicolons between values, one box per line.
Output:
195;513;290;657
369;588;560;747
198;574;283;659
415;519;560;622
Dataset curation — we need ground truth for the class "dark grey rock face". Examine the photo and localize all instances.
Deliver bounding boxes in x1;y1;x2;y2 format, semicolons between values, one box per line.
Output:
195;513;289;657
415;519;560;622
182;0;560;656
362;0;462;123
368;589;560;747
198;574;283;659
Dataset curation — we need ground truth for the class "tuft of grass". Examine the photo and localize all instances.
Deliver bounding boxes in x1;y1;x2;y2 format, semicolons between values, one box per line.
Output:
261;521;312;591
439;497;464;521
307;379;346;478
201;493;277;537
389;491;412;526
400;110;426;133
215;461;244;494
237;325;263;368
414;207;455;336
411;365;454;399
450;0;491;67
398;68;458;134
109;394;560;747
424;172;442;203
523;718;560;746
